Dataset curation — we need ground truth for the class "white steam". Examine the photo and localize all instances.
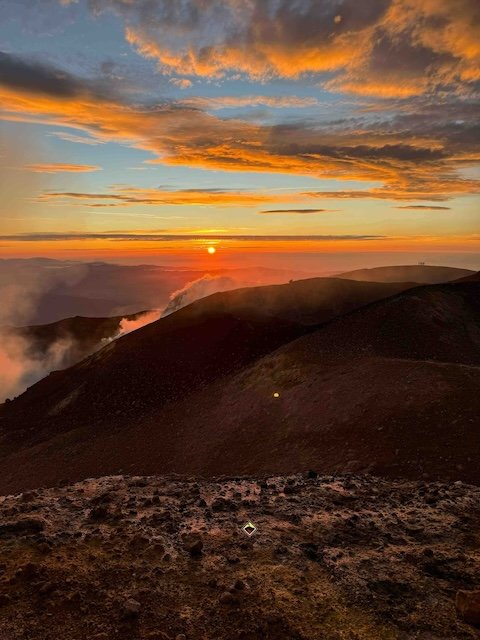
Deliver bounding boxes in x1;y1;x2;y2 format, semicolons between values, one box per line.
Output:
0;270;257;403
0;261;87;402
0;332;75;402
161;274;250;317
117;310;162;336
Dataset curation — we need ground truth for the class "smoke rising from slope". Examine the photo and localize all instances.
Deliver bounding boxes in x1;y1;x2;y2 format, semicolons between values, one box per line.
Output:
161;274;252;317
117;311;162;336
0;266;279;402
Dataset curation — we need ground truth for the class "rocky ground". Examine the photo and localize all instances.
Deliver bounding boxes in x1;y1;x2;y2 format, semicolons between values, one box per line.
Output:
0;473;479;640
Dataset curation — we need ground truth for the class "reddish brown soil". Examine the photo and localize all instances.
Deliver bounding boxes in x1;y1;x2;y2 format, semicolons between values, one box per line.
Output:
0;473;479;640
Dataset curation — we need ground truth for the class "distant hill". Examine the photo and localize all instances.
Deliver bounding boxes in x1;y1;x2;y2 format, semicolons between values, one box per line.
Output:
337;265;474;284
0;278;479;493
0;258;310;325
3;311;150;366
454;271;480;283
30;294;133;326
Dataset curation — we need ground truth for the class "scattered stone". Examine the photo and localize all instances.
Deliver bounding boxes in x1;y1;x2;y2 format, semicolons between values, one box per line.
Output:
15;562;41;580
38;581;56;596
211;498;237;512
0;518;44;537
0;594;12;607
219;591;238;605
456;590;480;627
300;543;322;562
233;579;246;591
121;598;141;619
20;491;37;503
184;538;203;557
0;474;477;638
88;506;110;522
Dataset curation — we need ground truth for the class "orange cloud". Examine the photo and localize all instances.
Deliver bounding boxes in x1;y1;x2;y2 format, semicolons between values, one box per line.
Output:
24;163;101;173
93;0;479;97
259;209;339;215
169;78;193;89
394;205;451;210
36;186;301;207
0;51;478;202
179;95;319;109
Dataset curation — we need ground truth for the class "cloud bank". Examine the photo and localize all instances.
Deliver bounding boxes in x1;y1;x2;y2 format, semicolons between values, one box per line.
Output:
89;0;480;95
0;46;478;202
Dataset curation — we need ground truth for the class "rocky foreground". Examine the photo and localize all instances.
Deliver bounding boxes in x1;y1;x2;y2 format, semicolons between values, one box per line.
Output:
0;474;479;640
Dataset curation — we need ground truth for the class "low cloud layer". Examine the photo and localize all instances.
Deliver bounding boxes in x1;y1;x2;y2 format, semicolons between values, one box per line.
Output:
394;205;452;211
25;163;101;173
0;232;384;242
35;186;297;208
259;209;339;215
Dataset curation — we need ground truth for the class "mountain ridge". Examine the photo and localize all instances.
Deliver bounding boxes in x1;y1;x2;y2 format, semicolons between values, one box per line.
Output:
0;277;479;493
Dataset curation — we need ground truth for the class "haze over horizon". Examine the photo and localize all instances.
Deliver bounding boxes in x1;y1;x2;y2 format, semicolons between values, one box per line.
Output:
0;0;479;270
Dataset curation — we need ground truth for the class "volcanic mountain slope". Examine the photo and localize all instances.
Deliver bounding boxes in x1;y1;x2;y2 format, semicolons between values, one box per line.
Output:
0;279;479;494
337;264;473;283
0;277;415;425
189;280;480;482
0;473;479;640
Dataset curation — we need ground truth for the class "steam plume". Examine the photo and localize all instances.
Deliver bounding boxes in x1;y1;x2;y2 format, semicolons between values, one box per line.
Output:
161;274;250;317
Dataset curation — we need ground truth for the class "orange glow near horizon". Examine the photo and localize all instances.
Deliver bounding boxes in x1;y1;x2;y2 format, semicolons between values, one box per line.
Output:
1;235;479;267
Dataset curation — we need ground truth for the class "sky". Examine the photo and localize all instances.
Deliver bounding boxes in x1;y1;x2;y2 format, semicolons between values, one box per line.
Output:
0;0;479;271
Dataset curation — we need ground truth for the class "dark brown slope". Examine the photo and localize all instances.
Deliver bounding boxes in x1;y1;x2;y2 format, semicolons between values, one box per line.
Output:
183;280;480;481
454;271;480;283
0;280;479;493
337;264;473;283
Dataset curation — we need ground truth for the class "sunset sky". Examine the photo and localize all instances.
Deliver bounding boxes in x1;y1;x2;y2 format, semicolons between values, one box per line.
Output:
0;0;479;271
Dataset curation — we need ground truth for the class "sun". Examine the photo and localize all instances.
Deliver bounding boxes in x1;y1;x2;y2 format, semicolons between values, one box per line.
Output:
207;246;216;255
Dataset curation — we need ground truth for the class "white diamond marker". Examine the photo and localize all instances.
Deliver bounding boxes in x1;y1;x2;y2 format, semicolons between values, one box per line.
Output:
242;521;257;536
